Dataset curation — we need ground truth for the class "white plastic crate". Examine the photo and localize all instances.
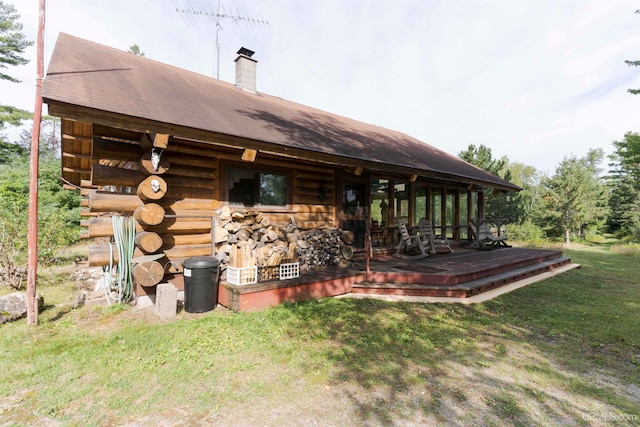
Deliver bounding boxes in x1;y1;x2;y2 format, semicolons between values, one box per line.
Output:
227;266;258;285
279;262;300;280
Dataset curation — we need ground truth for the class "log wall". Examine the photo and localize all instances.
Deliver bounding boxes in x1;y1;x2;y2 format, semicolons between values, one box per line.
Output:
80;125;338;296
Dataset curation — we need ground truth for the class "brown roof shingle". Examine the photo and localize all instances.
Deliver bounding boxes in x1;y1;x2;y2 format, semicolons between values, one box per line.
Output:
42;33;520;191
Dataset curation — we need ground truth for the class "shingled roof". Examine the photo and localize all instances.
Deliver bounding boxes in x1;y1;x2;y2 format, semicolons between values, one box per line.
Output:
42;33;520;191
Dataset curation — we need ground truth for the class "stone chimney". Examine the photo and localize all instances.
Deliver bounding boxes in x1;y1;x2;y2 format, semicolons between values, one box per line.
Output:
235;47;257;93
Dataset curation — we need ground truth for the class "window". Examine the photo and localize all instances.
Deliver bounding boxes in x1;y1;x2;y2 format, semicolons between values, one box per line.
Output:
394;181;409;225
414;183;429;224
460;192;469;239
227;167;288;207
370;178;389;225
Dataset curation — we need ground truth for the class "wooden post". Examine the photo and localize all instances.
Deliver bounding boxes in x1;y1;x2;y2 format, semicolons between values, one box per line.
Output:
26;0;46;325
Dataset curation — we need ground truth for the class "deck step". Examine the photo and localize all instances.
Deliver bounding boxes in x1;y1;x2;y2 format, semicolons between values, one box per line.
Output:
351;256;573;298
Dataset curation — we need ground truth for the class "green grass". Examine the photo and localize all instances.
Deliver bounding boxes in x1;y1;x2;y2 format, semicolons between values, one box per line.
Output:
0;245;638;426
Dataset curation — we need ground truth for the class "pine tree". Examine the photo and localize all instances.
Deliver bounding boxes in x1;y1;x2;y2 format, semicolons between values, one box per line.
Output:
458;144;528;223
542;150;609;243
607;132;640;240
0;1;33;160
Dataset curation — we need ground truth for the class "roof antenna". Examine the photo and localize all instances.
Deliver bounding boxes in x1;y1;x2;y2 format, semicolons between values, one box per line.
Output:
176;0;269;79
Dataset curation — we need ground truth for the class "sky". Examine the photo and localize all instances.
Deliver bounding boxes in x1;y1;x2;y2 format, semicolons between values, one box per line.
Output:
2;0;639;175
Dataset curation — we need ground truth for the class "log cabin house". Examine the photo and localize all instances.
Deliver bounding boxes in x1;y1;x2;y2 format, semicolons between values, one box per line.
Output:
42;33;526;310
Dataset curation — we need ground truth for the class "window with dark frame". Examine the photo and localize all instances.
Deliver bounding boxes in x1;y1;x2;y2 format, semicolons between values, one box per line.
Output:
227;167;288;207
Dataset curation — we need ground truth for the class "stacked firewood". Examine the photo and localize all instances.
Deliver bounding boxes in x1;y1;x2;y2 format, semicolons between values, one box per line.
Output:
215;207;293;266
212;206;347;281
295;228;345;271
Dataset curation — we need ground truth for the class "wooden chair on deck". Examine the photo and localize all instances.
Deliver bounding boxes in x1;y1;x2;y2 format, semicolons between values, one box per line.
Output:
470;220;511;250
417;219;453;254
394;222;429;260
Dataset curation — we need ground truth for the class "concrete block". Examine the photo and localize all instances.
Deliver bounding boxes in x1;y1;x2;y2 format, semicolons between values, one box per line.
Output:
155;283;177;319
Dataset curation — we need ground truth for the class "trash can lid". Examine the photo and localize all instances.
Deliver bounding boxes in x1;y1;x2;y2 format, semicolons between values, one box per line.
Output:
183;256;220;269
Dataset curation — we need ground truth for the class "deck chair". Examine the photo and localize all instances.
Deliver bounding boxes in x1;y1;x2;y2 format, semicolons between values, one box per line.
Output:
417;219;453;254
470;222;510;250
394;222;429;260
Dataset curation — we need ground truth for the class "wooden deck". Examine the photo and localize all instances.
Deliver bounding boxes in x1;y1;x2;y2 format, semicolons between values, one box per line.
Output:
217;246;578;312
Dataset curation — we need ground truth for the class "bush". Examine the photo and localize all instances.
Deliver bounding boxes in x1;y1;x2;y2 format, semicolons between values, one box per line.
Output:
507;220;546;245
0;213;26;289
0;154;80;288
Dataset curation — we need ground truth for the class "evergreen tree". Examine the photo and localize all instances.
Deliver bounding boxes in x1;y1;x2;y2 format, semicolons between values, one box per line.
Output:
0;1;33;160
458;144;526;223
459;144;506;176
607;132;640;240
127;44;145;57
0;1;32;83
541;149;609;243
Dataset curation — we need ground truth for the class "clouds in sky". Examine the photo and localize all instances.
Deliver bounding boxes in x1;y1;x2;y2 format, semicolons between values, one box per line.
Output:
3;0;639;174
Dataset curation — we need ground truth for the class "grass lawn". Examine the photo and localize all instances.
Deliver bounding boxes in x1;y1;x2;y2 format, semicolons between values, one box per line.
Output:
0;245;638;426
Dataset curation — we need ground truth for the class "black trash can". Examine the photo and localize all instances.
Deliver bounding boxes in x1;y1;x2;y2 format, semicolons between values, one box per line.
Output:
183;256;220;313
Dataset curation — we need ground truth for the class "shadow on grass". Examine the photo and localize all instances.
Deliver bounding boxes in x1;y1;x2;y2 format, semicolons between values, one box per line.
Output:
274;250;640;426
272;299;562;425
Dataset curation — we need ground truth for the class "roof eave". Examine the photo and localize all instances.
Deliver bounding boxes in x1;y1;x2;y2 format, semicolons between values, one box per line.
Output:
45;100;521;192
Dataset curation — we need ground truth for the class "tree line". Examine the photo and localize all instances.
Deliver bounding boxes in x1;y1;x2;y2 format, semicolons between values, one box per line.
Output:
459;134;640;244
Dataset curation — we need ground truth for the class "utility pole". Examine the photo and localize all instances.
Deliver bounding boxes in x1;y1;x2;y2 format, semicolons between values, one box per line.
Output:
27;0;46;325
176;1;268;79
